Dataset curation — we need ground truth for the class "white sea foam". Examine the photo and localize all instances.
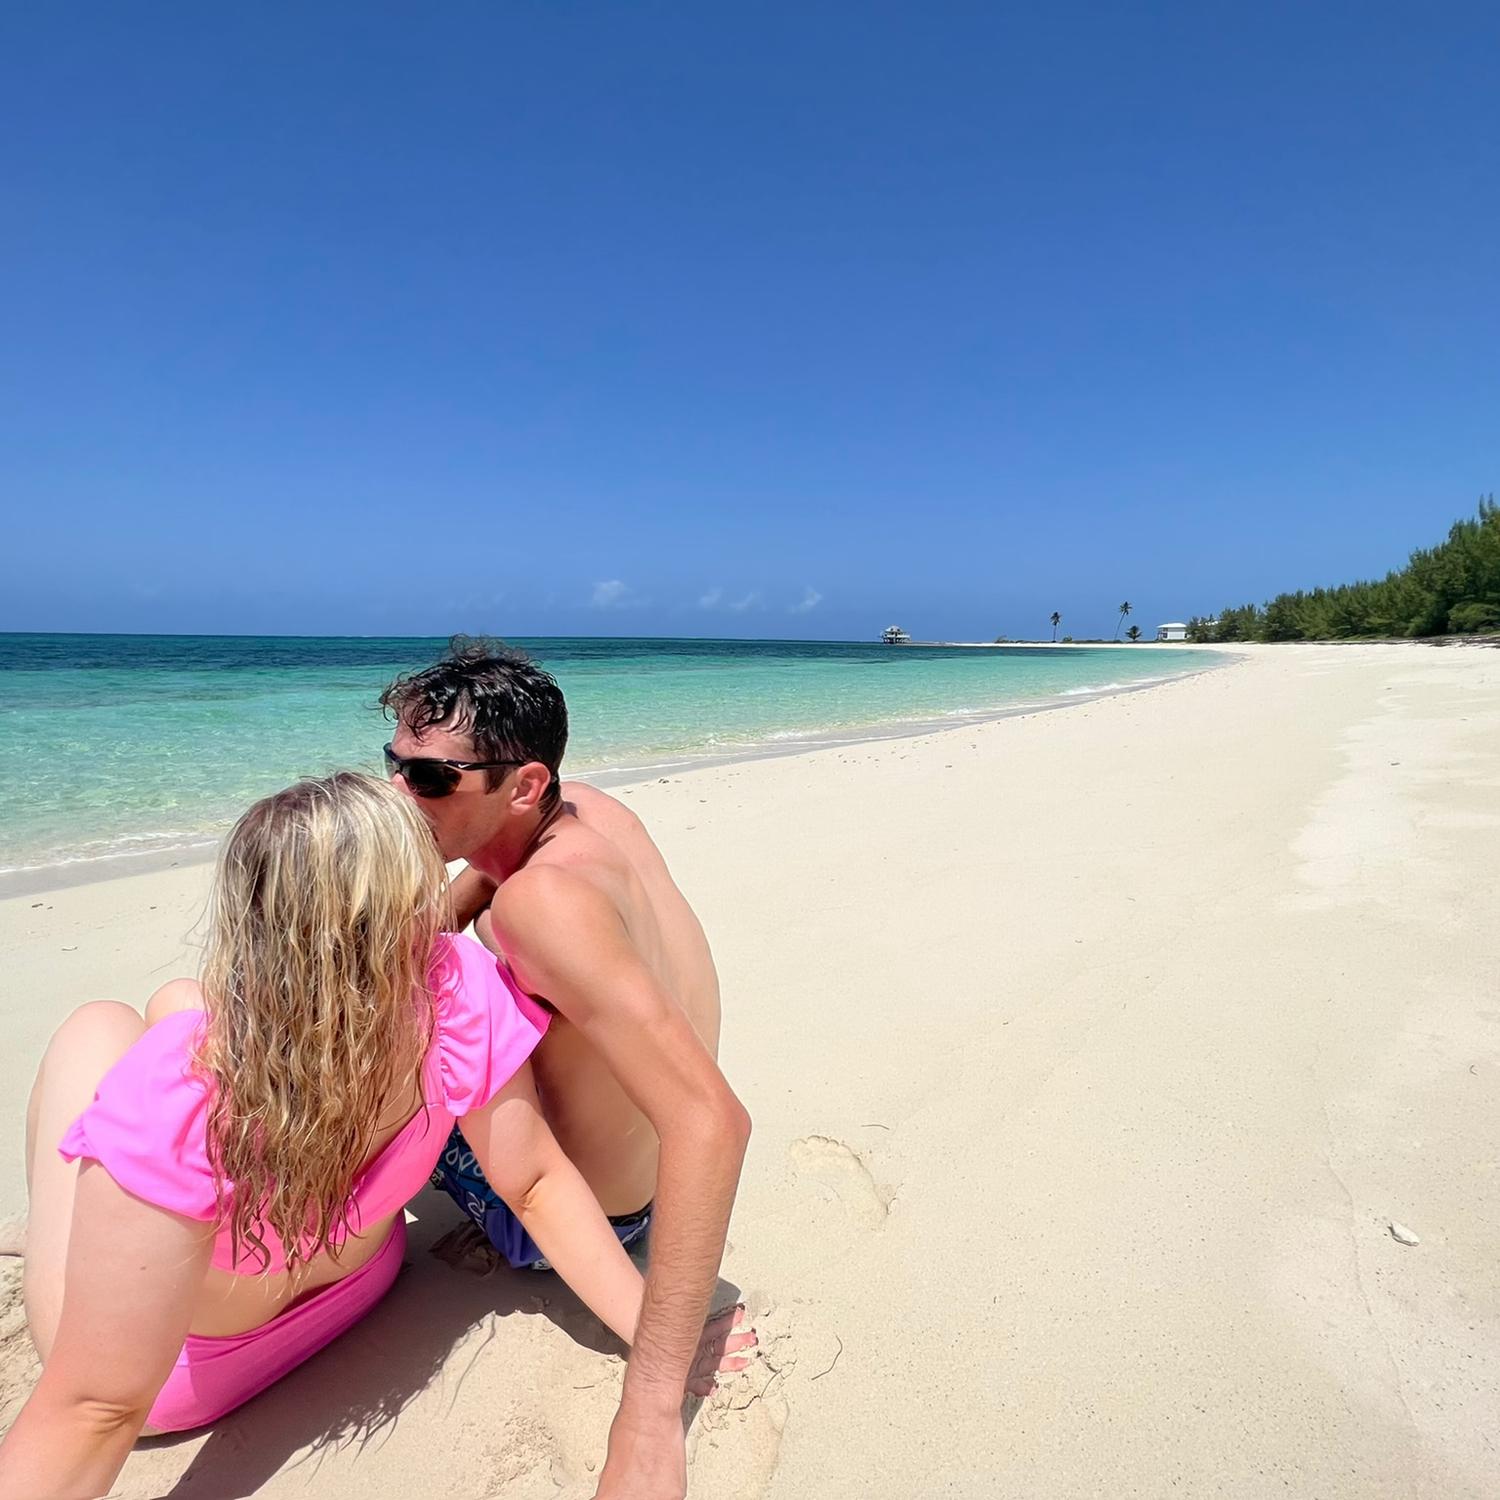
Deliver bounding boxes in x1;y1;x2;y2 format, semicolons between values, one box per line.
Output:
1057;674;1175;696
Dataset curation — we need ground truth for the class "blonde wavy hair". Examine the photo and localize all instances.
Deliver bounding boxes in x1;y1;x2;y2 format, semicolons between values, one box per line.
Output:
197;772;449;1272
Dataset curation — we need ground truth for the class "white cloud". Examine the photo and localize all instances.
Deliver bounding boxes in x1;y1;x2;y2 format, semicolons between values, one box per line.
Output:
591;579;629;608
789;586;824;615
698;586;723;608
727;590;762;612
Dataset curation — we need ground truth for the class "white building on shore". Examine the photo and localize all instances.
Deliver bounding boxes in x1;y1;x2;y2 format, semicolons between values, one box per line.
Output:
1156;621;1188;642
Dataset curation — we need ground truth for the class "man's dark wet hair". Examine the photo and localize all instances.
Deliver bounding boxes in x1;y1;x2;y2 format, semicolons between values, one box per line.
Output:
380;637;568;810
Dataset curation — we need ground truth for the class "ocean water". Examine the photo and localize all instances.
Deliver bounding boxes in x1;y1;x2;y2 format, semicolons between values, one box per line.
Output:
1;634;1207;873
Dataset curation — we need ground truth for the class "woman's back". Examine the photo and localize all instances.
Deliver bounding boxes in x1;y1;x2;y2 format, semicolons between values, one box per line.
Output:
60;931;549;1337
0;771;707;1496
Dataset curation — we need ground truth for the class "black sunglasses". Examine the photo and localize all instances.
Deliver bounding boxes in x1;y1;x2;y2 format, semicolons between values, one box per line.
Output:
383;742;523;799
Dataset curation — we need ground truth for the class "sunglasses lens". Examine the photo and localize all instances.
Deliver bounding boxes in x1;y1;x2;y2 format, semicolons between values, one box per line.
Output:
406;760;462;799
385;745;462;799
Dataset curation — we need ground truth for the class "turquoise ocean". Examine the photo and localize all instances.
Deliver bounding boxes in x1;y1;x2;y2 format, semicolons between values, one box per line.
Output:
1;634;1206;875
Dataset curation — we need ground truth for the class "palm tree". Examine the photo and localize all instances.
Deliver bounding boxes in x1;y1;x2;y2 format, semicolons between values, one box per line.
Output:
1125;624;1142;642
1050;611;1061;642
1114;600;1132;640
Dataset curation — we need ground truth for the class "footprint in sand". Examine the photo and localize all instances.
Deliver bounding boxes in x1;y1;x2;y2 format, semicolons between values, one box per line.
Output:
687;1311;793;1500
0;1216;25;1258
689;1390;787;1500
787;1135;892;1229
0;1258;39;1431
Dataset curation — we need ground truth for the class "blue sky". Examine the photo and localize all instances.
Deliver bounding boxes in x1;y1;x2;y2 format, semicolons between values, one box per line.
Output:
3;2;1496;641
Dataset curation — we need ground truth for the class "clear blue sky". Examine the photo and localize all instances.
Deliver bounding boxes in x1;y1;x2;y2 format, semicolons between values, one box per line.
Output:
3;2;1496;641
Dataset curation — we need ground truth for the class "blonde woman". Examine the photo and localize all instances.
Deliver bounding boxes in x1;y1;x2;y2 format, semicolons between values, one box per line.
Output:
0;774;747;1499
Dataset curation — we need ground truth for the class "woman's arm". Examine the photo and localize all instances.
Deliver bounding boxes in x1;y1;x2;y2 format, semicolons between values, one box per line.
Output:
459;1060;643;1347
0;1162;212;1500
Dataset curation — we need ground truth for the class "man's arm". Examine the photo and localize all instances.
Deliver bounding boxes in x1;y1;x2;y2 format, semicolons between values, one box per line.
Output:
491;870;751;1498
461;1060;754;1406
446;864;498;933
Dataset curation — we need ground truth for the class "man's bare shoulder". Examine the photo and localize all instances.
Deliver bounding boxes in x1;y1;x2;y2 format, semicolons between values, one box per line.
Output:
494;858;605;915
559;779;629;811
490;786;668;973
488;863;633;1006
490;858;623;954
559;782;681;885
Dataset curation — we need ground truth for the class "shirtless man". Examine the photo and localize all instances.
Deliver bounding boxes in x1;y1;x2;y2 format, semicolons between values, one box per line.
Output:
380;640;751;1500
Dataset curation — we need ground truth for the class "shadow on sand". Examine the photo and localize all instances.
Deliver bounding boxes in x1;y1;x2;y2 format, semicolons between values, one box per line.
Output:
147;1185;741;1499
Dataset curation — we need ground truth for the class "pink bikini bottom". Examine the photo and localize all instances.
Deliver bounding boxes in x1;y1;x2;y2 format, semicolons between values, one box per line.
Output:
147;1220;406;1433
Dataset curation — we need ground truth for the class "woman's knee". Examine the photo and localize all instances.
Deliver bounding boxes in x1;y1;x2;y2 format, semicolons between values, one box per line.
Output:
25;1002;146;1232
144;977;201;1027
47;1000;145;1055
33;1002;145;1101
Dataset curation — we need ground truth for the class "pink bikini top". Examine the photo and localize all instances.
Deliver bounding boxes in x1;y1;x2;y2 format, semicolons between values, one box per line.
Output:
58;932;549;1272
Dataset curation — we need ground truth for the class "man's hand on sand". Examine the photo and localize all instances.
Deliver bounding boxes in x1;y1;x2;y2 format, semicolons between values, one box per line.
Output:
592;1307;757;1497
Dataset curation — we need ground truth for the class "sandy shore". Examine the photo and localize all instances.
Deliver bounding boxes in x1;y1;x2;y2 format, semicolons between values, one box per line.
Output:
1;643;1496;1498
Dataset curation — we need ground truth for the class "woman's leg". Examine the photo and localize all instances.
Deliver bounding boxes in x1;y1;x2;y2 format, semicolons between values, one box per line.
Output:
22;1000;146;1361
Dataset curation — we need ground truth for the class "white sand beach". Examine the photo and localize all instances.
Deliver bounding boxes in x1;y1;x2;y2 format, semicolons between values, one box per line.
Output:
1;643;1496;1499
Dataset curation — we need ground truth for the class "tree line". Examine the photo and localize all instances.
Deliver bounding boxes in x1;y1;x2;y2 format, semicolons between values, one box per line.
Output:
1188;496;1500;643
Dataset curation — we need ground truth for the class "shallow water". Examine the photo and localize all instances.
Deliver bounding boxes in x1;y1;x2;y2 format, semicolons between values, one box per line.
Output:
1;634;1204;871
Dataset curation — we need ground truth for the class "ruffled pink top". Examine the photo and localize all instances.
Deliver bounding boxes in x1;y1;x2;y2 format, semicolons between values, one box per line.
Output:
58;932;549;1272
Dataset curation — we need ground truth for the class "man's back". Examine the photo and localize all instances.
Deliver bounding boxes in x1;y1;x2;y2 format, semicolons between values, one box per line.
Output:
478;782;722;1215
